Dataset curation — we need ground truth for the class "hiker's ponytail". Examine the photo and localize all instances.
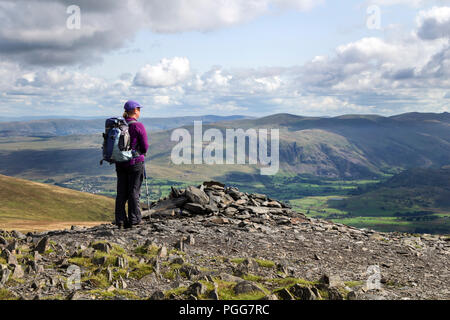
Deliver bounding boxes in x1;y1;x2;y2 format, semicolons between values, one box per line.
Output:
123;111;129;118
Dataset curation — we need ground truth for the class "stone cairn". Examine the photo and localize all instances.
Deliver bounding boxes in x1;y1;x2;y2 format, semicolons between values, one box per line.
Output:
145;181;306;225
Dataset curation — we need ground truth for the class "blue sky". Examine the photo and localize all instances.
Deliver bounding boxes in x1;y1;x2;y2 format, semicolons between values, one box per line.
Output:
0;0;449;117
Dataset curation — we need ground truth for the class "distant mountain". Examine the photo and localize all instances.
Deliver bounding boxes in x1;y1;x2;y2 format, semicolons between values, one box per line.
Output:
0;112;448;180
247;112;449;177
389;112;450;122
0;174;114;225
0;115;253;137
160;111;450;179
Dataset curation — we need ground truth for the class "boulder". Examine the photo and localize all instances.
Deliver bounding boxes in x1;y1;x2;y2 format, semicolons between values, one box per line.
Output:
327;287;344;300
207;287;220;300
149;290;165;300
319;274;345;288
91;242;112;253
183;203;207;215
152;197;188;212
35;236;49;254
93;256;108;266
226;188;243;201
1;249;18;265
6;241;18;252
179;265;200;280
203;181;225;189
233;281;264;295
248;206;270;215
187;282;207;297
289;284;317;300
157;245;168;258
12;231;26;240
277;288;295;300
0;267;11;285
219;273;242;283
11;264;24;279
224;207;238;216
252;193;267;200
265;201;283;208
170;186;183;198
185;186;210;205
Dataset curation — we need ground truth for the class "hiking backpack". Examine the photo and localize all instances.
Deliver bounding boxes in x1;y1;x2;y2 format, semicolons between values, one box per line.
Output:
100;117;138;165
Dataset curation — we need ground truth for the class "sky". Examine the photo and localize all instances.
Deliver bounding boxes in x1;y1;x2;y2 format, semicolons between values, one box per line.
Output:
0;0;450;118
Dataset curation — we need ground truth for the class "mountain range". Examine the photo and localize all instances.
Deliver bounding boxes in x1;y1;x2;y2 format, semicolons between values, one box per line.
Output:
0;115;253;137
0;112;448;180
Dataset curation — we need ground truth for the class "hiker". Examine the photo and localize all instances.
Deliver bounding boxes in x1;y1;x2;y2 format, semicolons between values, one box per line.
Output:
115;100;149;229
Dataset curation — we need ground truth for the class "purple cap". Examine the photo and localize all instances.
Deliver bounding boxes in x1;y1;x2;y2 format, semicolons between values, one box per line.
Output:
124;100;142;111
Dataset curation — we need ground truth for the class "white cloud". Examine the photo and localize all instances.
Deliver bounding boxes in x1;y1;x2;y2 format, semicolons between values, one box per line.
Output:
134;57;191;88
153;95;171;105
417;6;450;40
202;68;233;88
0;0;323;66
2;4;450;117
367;0;428;7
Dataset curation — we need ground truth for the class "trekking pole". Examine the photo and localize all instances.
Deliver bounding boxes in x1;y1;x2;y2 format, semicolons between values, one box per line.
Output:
144;165;151;221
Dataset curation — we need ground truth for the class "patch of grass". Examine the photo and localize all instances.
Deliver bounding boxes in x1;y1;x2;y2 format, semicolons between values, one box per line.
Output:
19;254;34;263
0;288;18;300
230;258;245;264
242;274;265;282
162;263;183;280
165;286;188;298
212;279;268;300
129;263;153;280
68;257;93;268
168;249;186;256
268;277;316;288
134;244;159;258
82;272;110;289
199;266;213;272
88;289;141;300
111;244;127;256
254;259;275;268
344;281;365;288
0;257;6;264
318;289;329;299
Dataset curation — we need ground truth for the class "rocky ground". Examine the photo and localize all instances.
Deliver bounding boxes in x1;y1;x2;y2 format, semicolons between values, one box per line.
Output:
0;181;449;300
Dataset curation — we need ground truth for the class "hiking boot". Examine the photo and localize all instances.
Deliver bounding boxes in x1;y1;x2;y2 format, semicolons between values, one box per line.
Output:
117;222;124;230
124;222;133;230
124;221;142;230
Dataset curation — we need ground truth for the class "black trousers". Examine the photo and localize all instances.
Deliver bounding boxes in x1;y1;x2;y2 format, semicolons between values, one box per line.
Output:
115;162;144;225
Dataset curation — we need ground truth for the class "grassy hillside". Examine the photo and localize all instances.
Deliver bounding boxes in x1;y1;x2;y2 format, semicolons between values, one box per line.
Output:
334;168;450;214
0;174;114;224
319;168;450;234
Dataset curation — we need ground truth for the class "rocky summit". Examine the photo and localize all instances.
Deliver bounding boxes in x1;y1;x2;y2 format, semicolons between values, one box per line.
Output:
0;181;449;300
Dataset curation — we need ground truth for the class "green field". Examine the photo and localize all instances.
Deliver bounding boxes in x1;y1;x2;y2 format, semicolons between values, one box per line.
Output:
290;193;450;235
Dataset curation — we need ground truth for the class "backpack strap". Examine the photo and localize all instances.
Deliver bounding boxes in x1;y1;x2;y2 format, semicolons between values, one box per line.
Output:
126;119;137;125
125;119;142;157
